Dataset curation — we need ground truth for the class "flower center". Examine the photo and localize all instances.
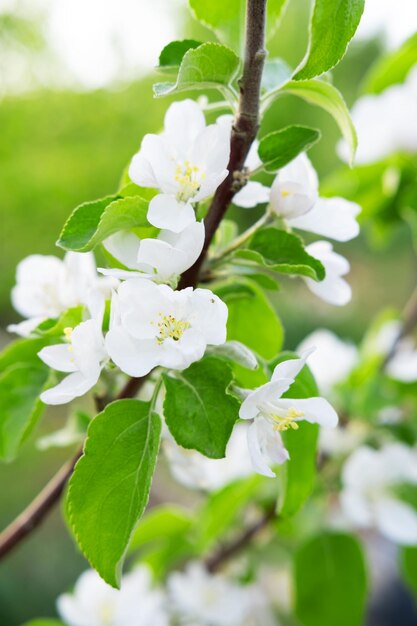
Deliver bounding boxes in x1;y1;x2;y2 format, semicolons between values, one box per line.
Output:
64;326;74;351
98;600;115;625
155;314;190;344
174;160;206;203
259;402;304;432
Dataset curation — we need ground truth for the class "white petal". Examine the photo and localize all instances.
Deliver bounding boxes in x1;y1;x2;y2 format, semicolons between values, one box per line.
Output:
129;134;176;191
271;348;314;383
340;489;373;527
41;371;99;405
387;349;417;383
103;231;141;270
190;123;230;174
164;99;206;152
233;182;270;208
245;139;262;171
71;319;105;379
190;289;228;345
305;274;352;306
375;497;417;545
106;326;159;377
158;328;207;370
277;397;339;427
270;179;317;218
288;197;361;242
148;194;196;232
247;418;289;478
279;153;319;191
239;379;294;420
98;267;151;280
7;317;45;337
38;344;78;373
137;238;189;280
117;279;167;339
247;420;276;478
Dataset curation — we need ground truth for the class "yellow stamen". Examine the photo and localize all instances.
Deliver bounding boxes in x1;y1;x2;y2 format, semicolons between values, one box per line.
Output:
64;326;74;352
155;313;190;343
174;160;206;203
271;407;304;432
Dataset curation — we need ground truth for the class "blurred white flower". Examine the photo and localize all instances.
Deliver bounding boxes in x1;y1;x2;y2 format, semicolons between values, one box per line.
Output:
8;251;115;337
305;241;352;306
57;566;168;626
38;294;107;405
163;422;254;491
106;280;227;377
339;66;417;164
168;562;268;626
341;443;417;545
239;350;338;477
234;153;361;242
356;0;417;49
297;329;358;393
129;100;230;232
101;221;204;284
319;421;368;457
366;319;417;383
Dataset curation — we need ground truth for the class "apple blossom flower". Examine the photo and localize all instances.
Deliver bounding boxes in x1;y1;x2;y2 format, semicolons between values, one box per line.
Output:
38;294;107;405
100;221;204;284
239;350;338;477
304;241;352;306
129;99;230;233
57;566;168;626
361;319;417;383
234;153;361;242
341;443;417;545
167;562;269;626
106;279;227;377
163;422;254;491
297;329;358;393
8;251;115;337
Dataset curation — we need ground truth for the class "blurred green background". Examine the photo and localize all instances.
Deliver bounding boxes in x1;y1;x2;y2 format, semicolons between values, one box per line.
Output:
1;0;416;623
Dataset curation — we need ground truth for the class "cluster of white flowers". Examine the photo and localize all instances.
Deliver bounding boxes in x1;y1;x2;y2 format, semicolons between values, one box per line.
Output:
56;563;274;626
339;64;417;165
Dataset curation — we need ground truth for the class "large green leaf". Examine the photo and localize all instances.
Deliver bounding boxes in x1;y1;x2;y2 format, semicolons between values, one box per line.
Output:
0;363;49;461
400;546;417;599
272;352;320;517
282;80;357;164
158;39;202;70
67;399;161;587
258;125;321;172
293;0;365;80
363;32;417;94
163;355;239;459
0;336;49;371
295;532;368;626
57;195;149;252
153;43;240;97
188;0;288;53
235;228;325;281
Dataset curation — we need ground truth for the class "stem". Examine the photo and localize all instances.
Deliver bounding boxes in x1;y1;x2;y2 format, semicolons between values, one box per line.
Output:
179;0;268;289
0;0;268;561
382;283;417;369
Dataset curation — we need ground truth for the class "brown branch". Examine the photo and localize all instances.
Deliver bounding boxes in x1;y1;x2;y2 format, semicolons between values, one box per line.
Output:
0;0;268;561
205;504;275;573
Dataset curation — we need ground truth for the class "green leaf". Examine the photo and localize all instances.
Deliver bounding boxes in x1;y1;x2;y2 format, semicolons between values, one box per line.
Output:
0;337;50;372
215;280;283;361
21;621;65;626
273;353;320;516
163;355;239;459
363;32;417;94
401;546;417;599
57;195;149;252
295;532;368;626
293;0;365;80
129;505;194;552
158;39;202;70
282;79;357;164
188;0;288;53
0;364;49;461
236;228;325;281
261;58;292;93
67;399;161;587
209;340;258;370
153;42;240;97
258;125;321;172
34;306;84;337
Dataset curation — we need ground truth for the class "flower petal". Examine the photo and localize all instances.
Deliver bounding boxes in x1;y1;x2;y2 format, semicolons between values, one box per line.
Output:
164;99;206;153
375;497;417;545
288;197;361;242
105;326;159;377
38;344;78;373
40;371;99;405
239;379;294;420
148;194;196;232
233;182;270;208
103;231;142;270
277;397;339;427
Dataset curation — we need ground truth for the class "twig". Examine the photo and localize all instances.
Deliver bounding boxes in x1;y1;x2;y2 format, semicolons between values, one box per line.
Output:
0;0;268;561
205;504;275;573
382;283;417;369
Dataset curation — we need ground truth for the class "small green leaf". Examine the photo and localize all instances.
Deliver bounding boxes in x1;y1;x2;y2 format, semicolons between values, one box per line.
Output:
153;42;239;97
295;532;368;626
57;195;149;252
34;306;84;337
258;125;321;172
67;399;161;587
236;228;325;281
282;79;357;164
163;355;239;459
363;32;417;94
158;39;202;69
293;0;365;80
0;364;49;461
188;0;288;53
129;505;194;552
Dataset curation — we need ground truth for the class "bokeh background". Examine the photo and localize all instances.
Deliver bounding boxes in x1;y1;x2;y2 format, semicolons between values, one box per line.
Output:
1;0;417;623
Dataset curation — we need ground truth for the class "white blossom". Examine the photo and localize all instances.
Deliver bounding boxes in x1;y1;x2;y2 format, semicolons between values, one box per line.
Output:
304;241;352;306
38;294;107;405
106;280;227;377
163;422;254;492
57;566;168;626
365;319;417;383
8;251;115;337
234;153;360;242
239;350;338;477
341;443;417;545
129;100;230;232
167;562;267;626
100;221;204;284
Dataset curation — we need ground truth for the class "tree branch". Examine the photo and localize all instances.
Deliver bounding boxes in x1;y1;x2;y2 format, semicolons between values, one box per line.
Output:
0;0;268;561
